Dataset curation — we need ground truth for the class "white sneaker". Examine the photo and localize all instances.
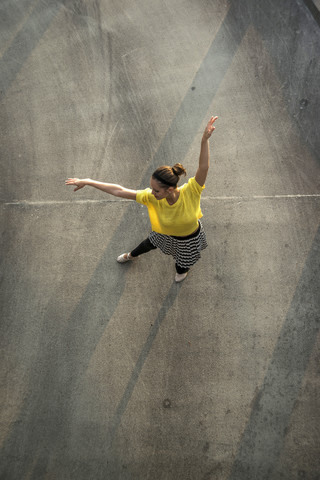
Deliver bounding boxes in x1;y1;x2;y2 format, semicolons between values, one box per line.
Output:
117;253;134;263
175;272;188;283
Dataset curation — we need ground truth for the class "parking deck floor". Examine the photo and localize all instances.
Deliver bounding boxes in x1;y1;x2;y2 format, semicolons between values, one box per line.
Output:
1;1;320;479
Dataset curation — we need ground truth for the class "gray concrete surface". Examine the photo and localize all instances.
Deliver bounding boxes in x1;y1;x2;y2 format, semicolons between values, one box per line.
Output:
1;0;320;479
312;0;320;12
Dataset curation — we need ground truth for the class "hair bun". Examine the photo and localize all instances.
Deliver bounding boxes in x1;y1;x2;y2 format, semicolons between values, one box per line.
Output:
152;164;186;187
172;163;187;177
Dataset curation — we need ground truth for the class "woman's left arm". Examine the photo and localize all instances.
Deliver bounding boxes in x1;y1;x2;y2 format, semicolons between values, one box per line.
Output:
195;115;218;186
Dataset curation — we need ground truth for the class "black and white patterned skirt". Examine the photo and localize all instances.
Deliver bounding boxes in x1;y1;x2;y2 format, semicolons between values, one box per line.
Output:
149;221;208;269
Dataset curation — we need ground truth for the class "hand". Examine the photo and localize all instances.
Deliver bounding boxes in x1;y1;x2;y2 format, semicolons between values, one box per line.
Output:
65;178;87;192
203;116;218;140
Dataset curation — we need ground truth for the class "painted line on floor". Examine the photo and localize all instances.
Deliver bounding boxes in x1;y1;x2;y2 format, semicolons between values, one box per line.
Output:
2;194;320;207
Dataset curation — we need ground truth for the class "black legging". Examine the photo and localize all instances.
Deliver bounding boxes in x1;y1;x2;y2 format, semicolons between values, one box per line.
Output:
131;238;189;274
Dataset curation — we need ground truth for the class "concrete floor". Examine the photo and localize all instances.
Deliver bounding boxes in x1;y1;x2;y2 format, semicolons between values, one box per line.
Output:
1;0;320;479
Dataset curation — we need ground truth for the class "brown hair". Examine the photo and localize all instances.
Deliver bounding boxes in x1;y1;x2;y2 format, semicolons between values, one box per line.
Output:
152;163;187;187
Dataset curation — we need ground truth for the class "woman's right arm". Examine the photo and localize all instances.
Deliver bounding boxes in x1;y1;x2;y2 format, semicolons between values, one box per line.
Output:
65;178;137;200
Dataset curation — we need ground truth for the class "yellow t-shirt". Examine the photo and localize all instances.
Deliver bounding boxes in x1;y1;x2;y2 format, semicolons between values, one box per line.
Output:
136;177;205;236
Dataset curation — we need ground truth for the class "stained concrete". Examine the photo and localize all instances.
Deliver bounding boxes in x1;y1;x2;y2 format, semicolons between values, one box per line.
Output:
1;1;320;479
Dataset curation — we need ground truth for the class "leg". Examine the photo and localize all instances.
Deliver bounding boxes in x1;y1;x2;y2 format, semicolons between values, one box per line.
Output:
131;238;157;257
175;263;190;274
175;263;189;282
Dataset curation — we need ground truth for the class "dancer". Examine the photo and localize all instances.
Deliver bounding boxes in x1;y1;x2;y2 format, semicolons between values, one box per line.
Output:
66;115;218;282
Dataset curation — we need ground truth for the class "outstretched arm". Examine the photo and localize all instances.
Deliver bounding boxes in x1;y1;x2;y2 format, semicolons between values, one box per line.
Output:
65;178;137;200
195;115;218;187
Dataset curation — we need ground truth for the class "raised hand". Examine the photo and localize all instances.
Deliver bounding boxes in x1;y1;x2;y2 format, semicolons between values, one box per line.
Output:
65;178;87;192
203;116;218;140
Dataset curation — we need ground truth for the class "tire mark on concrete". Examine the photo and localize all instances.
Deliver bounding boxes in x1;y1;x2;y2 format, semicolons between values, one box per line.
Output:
107;282;182;448
248;0;320;162
0;2;250;477
229;225;320;480
0;0;64;99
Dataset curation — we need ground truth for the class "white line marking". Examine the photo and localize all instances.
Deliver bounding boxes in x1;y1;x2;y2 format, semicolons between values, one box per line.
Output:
202;194;320;200
2;194;320;206
2;199;131;206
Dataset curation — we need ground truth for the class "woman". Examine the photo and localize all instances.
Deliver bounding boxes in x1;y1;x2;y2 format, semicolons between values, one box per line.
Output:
66;115;218;282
